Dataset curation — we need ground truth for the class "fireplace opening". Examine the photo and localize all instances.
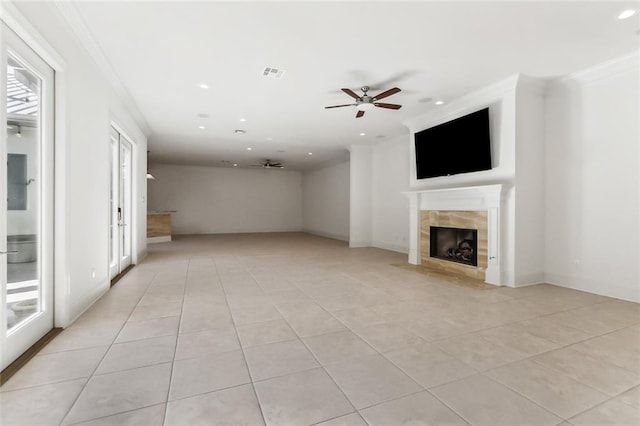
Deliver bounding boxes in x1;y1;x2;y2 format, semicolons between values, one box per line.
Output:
430;226;478;267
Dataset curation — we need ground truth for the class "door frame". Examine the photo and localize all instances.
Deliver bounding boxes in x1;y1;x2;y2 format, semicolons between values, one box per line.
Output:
1;3;71;329
1;22;55;370
109;124;134;280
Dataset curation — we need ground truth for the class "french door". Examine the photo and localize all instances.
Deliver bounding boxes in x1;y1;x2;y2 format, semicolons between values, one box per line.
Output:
1;23;54;370
109;127;132;279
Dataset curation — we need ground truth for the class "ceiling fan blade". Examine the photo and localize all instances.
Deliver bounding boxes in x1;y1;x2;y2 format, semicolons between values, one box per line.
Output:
341;88;361;100
372;87;401;101
374;102;402;110
325;104;355;109
356;110;365;118
270;163;282;167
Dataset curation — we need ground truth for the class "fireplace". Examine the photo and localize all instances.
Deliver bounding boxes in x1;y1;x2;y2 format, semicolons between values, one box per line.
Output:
404;185;503;284
430;226;478;266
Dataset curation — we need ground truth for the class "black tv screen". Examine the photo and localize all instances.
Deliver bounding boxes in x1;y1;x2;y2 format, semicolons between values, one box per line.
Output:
414;108;492;179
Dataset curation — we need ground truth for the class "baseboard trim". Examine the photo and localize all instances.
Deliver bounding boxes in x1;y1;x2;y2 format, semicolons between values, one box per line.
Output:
67;283;110;328
302;229;348;242
173;228;304;235
545;272;640;303
349;241;372;248
0;327;62;385
371;241;409;254
110;264;134;287
513;272;545;288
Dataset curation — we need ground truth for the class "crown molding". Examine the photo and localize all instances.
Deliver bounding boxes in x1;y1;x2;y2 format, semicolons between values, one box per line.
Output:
53;2;151;136
549;51;640;88
1;1;67;70
517;74;549;96
403;74;519;132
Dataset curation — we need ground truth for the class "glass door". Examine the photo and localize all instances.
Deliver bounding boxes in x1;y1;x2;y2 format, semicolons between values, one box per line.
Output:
109;127;132;280
1;23;54;370
119;138;132;271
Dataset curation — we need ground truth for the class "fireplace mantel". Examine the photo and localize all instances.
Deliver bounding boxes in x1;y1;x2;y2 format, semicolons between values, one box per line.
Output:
403;184;503;285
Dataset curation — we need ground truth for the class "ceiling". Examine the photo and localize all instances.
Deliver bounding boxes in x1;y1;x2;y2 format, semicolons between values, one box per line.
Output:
72;1;639;171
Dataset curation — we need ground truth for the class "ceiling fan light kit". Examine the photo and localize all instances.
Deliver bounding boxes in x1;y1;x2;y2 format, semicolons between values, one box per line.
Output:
325;85;402;118
356;103;375;112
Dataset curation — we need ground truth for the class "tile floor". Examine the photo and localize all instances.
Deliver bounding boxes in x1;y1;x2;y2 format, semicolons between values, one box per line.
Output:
1;233;639;425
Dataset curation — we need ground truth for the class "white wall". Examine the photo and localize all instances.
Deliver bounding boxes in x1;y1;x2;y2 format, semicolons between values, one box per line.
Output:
514;80;546;285
348;145;373;247
147;163;302;234
371;136;411;253
6;2;148;325
302;161;349;241
544;54;640;302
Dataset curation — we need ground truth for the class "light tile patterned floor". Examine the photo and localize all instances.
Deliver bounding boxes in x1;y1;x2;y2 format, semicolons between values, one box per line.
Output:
2;233;639;425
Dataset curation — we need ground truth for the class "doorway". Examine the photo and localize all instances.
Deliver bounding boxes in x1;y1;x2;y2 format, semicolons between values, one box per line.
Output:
109;126;133;280
1;23;55;370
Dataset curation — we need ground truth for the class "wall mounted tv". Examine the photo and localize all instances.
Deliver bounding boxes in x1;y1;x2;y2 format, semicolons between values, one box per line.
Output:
414;107;492;179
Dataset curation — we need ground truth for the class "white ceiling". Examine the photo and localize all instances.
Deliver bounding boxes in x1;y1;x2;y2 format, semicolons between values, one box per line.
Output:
73;1;639;171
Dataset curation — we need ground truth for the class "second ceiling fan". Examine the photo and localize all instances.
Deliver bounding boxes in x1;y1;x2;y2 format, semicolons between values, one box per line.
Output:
325;86;402;118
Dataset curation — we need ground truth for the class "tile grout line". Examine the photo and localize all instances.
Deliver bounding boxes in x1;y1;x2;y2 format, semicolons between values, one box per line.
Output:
62;402;166;426
214;256;270;426
8;234;635;425
269;284;418;420
247;267;379;422
57;270;161;426
429;320;640;405
161;261;190;426
479;371;596;422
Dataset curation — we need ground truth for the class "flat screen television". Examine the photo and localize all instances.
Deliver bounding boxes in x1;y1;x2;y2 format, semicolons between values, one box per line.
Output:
414;107;492;179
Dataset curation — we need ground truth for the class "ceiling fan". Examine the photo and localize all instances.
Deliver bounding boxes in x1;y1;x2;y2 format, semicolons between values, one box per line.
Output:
252;159;283;169
325;86;402;118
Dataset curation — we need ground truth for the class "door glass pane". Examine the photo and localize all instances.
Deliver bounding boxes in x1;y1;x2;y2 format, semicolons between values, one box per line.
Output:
109;129;118;272
120;141;131;261
6;55;41;331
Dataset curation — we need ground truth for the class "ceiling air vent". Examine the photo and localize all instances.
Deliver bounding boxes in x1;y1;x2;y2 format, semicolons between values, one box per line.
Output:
262;67;285;79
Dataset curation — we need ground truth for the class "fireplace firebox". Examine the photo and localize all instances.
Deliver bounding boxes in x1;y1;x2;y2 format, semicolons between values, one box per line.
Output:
430;226;478;267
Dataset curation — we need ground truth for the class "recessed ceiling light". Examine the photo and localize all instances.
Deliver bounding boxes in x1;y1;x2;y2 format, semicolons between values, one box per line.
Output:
267;137;273;141
198;126;205;129
235;129;246;134
233;163;238;167
359;132;366;136
247;147;252;151
199;84;209;89
618;9;636;20
308;152;313;155
435;100;444;105
239;118;247;122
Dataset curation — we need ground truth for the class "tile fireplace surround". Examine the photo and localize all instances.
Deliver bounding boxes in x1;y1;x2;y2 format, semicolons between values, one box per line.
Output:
421;211;488;281
404;185;503;285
